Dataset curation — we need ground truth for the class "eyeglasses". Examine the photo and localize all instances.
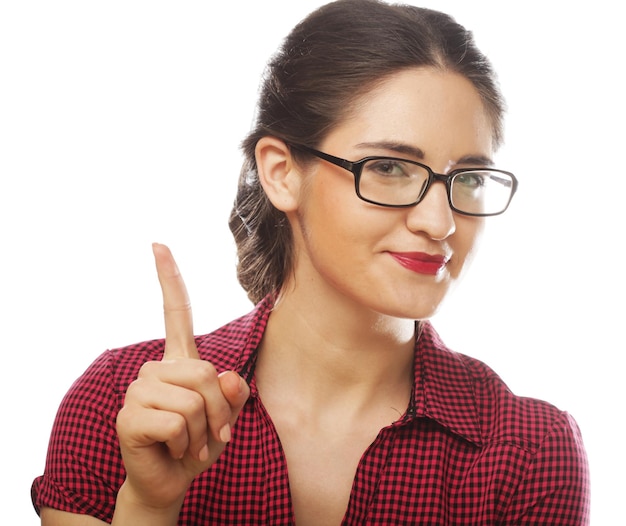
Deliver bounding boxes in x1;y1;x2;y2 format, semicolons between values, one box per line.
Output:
289;143;518;217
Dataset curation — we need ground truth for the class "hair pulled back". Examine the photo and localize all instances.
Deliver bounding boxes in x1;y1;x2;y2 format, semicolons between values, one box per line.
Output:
229;0;505;304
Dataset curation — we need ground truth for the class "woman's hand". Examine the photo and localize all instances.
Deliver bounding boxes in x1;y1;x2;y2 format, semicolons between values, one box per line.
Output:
114;243;250;521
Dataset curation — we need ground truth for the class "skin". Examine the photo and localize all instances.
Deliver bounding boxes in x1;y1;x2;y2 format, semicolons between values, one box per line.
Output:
41;67;495;525
288;68;490;322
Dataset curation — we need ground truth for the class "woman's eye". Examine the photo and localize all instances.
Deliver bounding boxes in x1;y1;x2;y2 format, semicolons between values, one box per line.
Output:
455;172;485;189
367;160;409;177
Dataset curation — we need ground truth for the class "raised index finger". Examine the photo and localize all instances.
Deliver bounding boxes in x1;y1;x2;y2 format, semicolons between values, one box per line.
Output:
152;243;199;360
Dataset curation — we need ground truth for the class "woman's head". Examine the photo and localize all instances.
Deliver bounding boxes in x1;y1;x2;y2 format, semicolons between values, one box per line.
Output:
229;0;505;304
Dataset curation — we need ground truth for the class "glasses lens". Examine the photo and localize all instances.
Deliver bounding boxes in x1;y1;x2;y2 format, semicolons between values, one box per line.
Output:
450;170;514;215
358;158;430;206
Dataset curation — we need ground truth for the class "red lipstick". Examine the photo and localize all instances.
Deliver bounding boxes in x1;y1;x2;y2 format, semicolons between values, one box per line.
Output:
388;252;449;275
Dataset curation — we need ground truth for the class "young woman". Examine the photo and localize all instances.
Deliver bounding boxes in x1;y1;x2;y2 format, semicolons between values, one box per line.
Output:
33;0;590;524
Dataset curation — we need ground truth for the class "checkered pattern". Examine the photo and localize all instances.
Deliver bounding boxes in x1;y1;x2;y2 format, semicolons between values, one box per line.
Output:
32;297;589;524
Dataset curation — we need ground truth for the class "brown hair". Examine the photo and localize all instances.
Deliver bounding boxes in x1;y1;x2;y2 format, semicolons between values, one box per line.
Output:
229;0;505;304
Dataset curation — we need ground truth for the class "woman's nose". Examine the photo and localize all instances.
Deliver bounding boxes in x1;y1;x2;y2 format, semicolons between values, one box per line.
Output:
405;181;456;240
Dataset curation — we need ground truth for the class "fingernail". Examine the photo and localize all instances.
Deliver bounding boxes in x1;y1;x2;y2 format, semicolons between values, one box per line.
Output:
219;423;231;443
198;444;209;462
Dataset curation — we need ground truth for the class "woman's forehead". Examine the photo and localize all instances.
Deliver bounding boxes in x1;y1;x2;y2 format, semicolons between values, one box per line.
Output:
322;68;495;161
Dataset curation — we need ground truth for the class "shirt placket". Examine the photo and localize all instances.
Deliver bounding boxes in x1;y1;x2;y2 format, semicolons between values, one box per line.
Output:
254;394;296;525
340;424;400;525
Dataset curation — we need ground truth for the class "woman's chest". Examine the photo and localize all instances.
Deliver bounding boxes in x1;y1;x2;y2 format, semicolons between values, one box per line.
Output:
278;424;379;526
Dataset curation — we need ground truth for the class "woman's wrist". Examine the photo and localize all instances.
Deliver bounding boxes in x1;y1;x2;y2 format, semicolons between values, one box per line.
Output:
111;480;185;526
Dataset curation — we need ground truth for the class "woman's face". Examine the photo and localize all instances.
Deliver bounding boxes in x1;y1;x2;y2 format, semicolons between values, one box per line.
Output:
288;67;494;320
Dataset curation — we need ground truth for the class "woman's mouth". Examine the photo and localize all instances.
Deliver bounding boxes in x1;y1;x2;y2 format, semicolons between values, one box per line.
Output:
388;251;449;275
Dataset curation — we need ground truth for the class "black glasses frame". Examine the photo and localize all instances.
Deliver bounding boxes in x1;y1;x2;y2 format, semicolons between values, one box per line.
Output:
289;143;518;217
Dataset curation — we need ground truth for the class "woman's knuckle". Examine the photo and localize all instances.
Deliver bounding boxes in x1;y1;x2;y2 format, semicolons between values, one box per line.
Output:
165;413;187;439
192;361;218;385
138;360;159;377
183;391;205;415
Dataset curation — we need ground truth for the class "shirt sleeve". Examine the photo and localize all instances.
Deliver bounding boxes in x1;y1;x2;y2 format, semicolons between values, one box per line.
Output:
31;350;127;521
505;411;590;525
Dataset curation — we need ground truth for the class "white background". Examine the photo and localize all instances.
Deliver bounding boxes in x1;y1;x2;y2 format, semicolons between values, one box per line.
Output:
1;1;623;523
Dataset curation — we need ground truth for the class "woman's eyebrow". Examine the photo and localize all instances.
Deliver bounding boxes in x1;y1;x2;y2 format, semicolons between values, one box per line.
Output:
354;141;426;160
455;154;495;167
355;141;494;167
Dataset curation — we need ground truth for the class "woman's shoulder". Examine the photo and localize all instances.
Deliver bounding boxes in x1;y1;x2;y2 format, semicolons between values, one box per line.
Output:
418;321;579;453
418;322;590;521
95;298;271;389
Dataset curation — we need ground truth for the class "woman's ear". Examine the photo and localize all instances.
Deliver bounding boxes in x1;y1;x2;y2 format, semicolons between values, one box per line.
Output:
255;136;302;212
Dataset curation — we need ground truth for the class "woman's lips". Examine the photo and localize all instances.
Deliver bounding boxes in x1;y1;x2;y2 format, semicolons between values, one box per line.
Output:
388;252;449;275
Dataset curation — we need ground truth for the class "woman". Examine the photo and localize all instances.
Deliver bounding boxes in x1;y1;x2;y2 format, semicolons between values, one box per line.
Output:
33;0;590;524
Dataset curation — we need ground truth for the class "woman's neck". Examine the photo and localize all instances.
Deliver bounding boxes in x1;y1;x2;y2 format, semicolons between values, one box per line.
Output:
255;284;416;420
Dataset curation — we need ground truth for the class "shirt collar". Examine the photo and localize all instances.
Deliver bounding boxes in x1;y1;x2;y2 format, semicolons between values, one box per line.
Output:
410;321;483;446
235;296;273;385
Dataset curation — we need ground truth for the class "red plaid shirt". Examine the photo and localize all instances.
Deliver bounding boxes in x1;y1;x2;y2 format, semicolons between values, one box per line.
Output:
32;297;589;524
